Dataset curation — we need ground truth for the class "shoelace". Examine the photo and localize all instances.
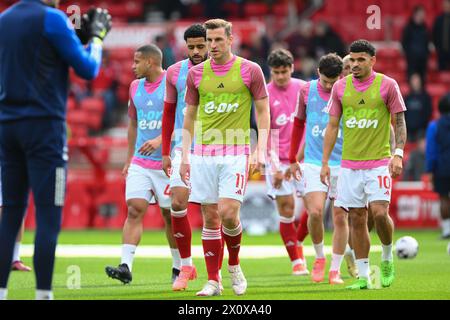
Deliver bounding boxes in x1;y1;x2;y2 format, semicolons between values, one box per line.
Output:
381;263;391;276
313;261;323;272
204;282;219;292
230;270;245;284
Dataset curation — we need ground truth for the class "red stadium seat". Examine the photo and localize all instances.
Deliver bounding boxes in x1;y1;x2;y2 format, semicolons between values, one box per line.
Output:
80;97;105;130
93;172;128;229
62;176;92;229
80;97;105;113
426;83;448;97
107;1;143;19
142;205;166;229
377;48;402;59
427;83;448;118
109;48;135;61
67;109;89;138
380;0;406;15
324;0;349;15
221;2;240;18
272;3;289;17
67;97;77;111
244;3;269;17
188;3;204;18
438;71;450;85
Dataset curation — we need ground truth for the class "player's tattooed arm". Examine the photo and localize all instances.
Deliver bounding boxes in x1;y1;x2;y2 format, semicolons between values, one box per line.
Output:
389;112;406;178
393;112;407;151
389;124;396;155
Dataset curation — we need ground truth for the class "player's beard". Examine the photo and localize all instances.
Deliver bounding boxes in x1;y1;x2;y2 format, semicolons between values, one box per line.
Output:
189;53;208;66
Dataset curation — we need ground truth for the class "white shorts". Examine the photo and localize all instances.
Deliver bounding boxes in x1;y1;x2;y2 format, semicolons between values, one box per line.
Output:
265;163;305;199
170;149;189;189
189;154;248;204
125;163;171;208
303;163;340;199
334;166;392;208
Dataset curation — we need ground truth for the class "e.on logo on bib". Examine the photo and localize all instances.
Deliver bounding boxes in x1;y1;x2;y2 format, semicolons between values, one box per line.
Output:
275;113;295;126
345;117;379;129
344;107;379;129
139;119;162;130
204;101;240;114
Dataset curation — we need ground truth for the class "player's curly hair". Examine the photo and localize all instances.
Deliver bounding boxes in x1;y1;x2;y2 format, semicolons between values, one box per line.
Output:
267;49;294;68
318;53;343;78
184;24;206;41
349;39;376;56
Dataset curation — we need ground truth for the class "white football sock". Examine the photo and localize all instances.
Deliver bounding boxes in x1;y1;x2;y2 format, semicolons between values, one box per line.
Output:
381;243;393;261
313;241;325;259
344;244;352;256
170;248;181;270
36;290;53;300
356;258;370;279
442;219;450;236
12;242;21;262
181;257;193;267
0;288;7;300
121;244;137;272
291;258;304;267
330;253;344;272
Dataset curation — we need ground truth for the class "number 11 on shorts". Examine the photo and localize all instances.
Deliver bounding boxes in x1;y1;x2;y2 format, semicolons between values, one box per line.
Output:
235;173;245;189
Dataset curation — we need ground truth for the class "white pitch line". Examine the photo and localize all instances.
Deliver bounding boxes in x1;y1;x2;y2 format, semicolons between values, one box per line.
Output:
19;244;382;259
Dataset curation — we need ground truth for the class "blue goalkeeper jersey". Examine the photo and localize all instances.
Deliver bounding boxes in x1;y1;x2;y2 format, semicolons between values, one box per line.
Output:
0;0;102;122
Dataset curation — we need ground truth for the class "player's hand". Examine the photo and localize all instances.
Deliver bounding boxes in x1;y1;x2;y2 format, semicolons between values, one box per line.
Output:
248;149;258;176
272;171;283;189
249;151;266;176
139;138;161;156
122;162;131;177
389;155;403;179
89;8;112;41
180;163;190;186
162;156;172;178
75;8;96;45
320;164;330;187
284;167;292;180
289;162;302;181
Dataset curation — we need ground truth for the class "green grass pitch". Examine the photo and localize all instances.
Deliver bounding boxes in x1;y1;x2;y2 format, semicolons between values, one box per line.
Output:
6;229;450;300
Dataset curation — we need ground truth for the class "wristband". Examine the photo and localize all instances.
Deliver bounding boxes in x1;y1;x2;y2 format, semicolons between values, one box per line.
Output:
394;148;404;158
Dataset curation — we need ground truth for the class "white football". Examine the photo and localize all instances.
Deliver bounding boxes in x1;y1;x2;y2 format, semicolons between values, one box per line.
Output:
395;236;419;259
447;242;450;255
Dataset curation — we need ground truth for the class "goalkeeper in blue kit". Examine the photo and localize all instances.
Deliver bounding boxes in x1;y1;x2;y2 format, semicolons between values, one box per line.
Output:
0;0;111;300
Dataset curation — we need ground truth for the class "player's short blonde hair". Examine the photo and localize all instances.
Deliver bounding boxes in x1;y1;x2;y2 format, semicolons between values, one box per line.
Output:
203;19;232;37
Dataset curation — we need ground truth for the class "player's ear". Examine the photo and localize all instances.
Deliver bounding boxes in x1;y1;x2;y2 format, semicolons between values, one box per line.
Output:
371;55;376;67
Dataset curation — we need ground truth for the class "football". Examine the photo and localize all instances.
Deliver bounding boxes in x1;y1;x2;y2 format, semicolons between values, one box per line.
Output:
395;236;419;259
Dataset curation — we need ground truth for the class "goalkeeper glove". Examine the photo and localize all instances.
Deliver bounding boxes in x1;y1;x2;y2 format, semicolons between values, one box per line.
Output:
75;8;96;45
89;8;112;41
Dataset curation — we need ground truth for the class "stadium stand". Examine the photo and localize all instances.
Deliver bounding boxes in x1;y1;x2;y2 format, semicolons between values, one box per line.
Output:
1;0;448;229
